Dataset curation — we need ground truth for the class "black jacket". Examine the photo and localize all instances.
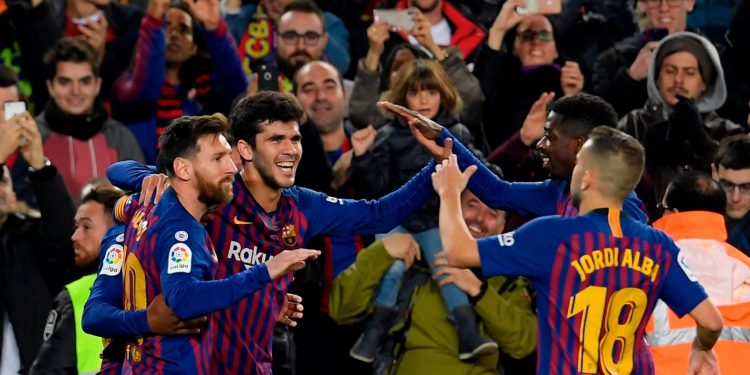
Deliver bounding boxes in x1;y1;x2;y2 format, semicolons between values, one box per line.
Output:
592;31;647;117
0;165;75;374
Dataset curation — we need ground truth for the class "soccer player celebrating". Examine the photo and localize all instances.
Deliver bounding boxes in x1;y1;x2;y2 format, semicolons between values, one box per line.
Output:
433;126;723;374
115;114;320;374
96;92;439;373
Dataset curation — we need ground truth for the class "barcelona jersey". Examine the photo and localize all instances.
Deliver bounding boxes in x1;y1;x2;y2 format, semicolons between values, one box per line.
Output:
121;189;217;374
477;208;708;374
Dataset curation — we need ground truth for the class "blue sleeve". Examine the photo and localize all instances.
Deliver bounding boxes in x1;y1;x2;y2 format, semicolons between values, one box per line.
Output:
203;21;248;101
159;224;272;320
623;192;648;223
82;227;150;337
299;160;436;239
658;246;709;317
106;161;157;191
477;217;559;278
438;128;560;216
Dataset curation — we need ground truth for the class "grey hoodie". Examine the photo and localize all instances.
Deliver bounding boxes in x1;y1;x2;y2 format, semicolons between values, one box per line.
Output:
618;32;744;208
646;32;727;114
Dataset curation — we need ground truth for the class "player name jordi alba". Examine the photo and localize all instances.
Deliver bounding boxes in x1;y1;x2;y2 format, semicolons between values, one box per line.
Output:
570;248;660;282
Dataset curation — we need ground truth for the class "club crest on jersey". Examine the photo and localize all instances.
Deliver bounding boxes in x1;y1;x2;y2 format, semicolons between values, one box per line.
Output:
100;244;125;276
167;243;192;274
282;224;297;246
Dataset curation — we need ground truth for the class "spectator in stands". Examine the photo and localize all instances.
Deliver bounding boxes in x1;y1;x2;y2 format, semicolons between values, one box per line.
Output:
712;135;750;256
618;32;743;210
649;171;750;375
473;0;584;150
290;60;373;375
348;10;484;143
30;187;123;374
28;38;144;200
385;0;486;62
350;58;493;363
224;0;350;79
718;0;750;128
329;190;537;374
111;0;246;164
0;0;56;113
594;0;696;116
0;101;75;375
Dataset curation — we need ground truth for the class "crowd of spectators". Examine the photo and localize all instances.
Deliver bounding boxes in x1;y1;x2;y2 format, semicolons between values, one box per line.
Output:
2;0;750;374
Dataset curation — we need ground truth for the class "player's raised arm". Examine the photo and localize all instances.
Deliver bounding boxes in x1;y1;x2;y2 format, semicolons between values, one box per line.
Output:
687;298;723;375
433;154;480;268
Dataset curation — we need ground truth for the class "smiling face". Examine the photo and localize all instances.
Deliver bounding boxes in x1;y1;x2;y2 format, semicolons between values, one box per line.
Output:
461;190;506;238
71;200;110;267
46;61;101;115
641;0;695;34
513;15;557;66
537;111;580;179
294;63;346;135
190;134;237;207
249;120;302;189
657;51;706;106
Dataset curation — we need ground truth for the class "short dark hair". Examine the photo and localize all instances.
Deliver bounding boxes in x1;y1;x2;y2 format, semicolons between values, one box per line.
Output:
229;91;304;148
0;65;19;89
156;114;230;177
80;187;125;221
715;134;750;170
43;38;100;80
664;171;726;214
549;93;619;138
585;126;645;200
281;0;326;30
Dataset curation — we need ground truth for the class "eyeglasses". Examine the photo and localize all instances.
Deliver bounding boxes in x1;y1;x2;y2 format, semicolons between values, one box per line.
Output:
718;179;750;195
516;30;554;43
641;0;685;9
278;31;324;46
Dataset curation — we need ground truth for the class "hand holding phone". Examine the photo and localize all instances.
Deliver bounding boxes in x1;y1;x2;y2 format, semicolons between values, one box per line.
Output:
256;65;279;92
373;9;416;31
516;0;561;15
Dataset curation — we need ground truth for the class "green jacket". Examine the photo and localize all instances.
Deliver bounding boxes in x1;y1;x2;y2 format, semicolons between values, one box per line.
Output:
329;241;537;374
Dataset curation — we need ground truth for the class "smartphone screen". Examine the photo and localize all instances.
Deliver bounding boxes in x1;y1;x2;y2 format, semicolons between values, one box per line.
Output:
516;0;562;15
373;9;416;31
4;101;26;121
256;65;278;92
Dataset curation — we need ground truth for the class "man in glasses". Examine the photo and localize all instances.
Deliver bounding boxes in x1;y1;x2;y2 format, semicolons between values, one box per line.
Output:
594;0;698;117
224;0;350;84
713;134;750;256
649;171;750;374
274;1;329;90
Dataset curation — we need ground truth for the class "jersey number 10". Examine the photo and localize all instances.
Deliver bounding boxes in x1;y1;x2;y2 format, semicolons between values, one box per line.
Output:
567;286;647;374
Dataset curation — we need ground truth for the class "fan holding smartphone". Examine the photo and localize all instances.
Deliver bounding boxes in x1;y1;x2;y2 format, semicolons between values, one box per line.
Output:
0;101;46;172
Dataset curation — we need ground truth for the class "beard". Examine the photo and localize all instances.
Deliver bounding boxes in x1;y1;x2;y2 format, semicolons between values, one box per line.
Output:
196;171;234;208
278;50;314;78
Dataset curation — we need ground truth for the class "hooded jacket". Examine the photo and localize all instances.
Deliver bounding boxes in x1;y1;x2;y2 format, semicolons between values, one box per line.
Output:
618;32;744;203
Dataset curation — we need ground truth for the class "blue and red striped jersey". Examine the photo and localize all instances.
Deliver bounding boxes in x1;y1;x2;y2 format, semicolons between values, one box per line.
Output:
477;208;708;375
206;166;435;374
105;159;436;374
121;189;216;375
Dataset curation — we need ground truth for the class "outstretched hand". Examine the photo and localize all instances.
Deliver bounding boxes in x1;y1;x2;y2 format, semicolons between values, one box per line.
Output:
266;249;321;279
376;101;452;162
140;173;170;205
520;91;554;146
431;154;477;196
